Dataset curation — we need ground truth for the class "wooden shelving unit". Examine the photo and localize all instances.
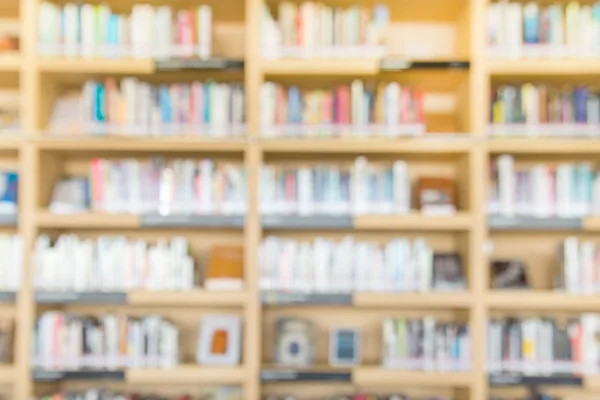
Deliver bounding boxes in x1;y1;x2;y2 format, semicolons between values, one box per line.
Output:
3;0;598;398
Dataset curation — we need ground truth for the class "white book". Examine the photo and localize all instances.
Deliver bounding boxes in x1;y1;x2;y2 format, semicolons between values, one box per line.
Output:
80;4;96;58
352;157;367;215
386;83;400;127
564;236;580;294
351;80;364;128
393;160;410;214
580;241;595;294
497;155;515;217
505;3;523;59
63;3;79;57
260;82;277;133
198;5;212;59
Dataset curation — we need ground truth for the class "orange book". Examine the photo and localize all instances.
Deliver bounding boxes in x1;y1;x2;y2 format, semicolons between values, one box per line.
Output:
204;245;244;291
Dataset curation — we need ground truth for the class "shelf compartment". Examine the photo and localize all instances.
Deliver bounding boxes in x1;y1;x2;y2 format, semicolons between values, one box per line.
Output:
37;58;154;74
487;292;600;311
354;292;472;309
34;137;247;152
0;365;15;383
128;290;247;307
260;138;472;154
353;368;474;387
35;211;140;228
126;365;245;384
355;213;473;231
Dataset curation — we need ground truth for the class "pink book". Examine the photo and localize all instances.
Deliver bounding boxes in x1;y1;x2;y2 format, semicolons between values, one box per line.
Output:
286;171;296;204
339;86;350;126
414;89;424;123
323;92;332;125
181;10;194;49
400;88;411;123
90;158;104;212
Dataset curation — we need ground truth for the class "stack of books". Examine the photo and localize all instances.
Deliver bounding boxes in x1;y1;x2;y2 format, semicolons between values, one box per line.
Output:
0;235;22;293
489;155;598;218
33;312;179;370
34;235;196;292
259;236;465;293
382;318;471;371
48;78;245;136
38;2;212;59
488;1;600;59
260;2;389;59
489;83;600;136
488;314;600;374
260;158;411;215
54;157;247;215
559;237;600;294
37;388;243;400
261;81;426;137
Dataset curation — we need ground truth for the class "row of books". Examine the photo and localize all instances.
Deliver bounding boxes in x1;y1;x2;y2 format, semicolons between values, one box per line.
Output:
488;1;600;59
560;237;600;294
38;388;242;400
0;235;22;292
50;79;245;136
382;318;470;371
260;158;413;215
265;397;451;400
261;2;388;59
259;236;465;293
33;312;242;370
34;235;244;292
52;158;247;215
38;3;212;59
489;84;600;136
261;81;426;137
489;156;599;218
488;315;600;374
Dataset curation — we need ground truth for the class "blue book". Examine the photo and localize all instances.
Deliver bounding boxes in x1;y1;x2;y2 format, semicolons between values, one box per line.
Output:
108;14;119;50
523;3;540;44
0;172;17;206
574;87;588;123
204;81;212;124
159;85;171;124
288;86;301;124
95;83;105;122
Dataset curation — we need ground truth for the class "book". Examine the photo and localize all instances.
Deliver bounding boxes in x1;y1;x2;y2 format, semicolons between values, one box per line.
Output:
490;260;529;289
37;388;243;400
37;2;213;59
204;246;244;291
33;312;179;369
48;78;245;137
261;80;426;137
261;2;388;59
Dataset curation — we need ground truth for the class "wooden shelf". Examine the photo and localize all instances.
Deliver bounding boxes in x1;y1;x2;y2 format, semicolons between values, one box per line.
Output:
0;54;21;71
260;59;380;75
354;212;473;231
35;211;139;228
260;138;472;154
354;292;473;308
128;290;248;307
487;291;600;310
126;366;246;384
488;59;600;76
35;136;247;152
487;138;600;154
353;367;474;387
0;365;16;384
37;58;154;74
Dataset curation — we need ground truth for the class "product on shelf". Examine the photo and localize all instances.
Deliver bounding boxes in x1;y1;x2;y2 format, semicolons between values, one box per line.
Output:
260;158;415;215
205;246;244;291
558;237;600;294
33;312;179;370
0;319;13;364
489;83;600;137
48;78;245;136
490;260;529;289
259;236;465;293
260;2;389;59
329;327;360;366
264;396;452;400
260;81;425;137
488;314;600;374
0;235;23;293
37;387;243;400
489;155;599;218
33;235;197;292
49;157;247;215
196;315;242;366
382;317;470;371
38;3;212;59
417;177;457;215
275;317;314;366
488;1;600;59
0;18;19;53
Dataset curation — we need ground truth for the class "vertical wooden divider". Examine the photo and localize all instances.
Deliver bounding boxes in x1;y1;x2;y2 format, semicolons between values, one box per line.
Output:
469;0;489;397
244;0;262;397
16;0;38;398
